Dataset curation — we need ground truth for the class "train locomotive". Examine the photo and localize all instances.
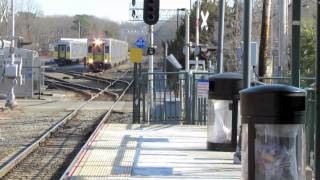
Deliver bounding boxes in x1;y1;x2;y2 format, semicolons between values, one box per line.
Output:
54;38;88;66
86;38;128;71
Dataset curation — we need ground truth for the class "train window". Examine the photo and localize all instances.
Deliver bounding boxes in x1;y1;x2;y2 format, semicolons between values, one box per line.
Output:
95;46;102;53
105;46;110;53
67;47;70;51
88;46;92;53
54;47;58;51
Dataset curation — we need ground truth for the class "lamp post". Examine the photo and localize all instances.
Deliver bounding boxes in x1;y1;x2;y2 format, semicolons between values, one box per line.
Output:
73;19;81;38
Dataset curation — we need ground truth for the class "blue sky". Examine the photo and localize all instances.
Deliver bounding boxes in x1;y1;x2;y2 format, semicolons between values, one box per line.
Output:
35;0;192;22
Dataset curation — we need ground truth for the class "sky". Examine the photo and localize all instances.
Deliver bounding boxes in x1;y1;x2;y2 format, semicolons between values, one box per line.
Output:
34;0;193;23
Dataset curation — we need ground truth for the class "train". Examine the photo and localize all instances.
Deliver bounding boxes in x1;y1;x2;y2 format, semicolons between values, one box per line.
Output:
86;38;128;71
53;38;88;66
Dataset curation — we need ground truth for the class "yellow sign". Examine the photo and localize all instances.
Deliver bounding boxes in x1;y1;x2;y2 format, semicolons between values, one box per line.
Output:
130;48;143;63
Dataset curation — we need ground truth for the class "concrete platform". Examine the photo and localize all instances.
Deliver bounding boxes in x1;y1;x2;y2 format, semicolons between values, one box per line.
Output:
64;124;241;180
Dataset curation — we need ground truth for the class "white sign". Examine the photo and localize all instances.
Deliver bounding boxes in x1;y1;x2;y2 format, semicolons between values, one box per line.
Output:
0;2;8;23
201;11;209;31
197;80;209;98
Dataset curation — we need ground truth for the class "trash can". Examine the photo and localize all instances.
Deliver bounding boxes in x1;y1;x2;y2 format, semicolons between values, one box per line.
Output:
240;84;306;180
207;72;243;152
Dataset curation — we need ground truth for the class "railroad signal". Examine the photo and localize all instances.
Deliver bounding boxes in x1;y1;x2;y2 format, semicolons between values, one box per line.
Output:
143;0;159;25
147;47;155;55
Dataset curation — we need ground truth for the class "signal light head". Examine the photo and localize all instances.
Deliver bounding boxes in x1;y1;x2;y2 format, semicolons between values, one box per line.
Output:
143;0;159;25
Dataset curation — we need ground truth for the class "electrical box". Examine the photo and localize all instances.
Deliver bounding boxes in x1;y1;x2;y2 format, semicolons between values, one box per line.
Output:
5;63;18;78
0;48;43;98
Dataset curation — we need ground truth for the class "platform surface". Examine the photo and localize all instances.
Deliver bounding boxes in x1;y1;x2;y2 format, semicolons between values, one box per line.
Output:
65;124;241;180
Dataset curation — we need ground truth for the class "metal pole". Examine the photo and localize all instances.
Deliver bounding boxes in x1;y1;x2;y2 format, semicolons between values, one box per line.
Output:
78;20;81;38
292;0;301;87
243;0;253;179
176;9;181;57
243;1;252;89
217;0;225;73
195;0;200;70
185;10;190;72
148;25;154;123
5;0;16;108
133;63;138;123
315;0;320;178
278;0;288;77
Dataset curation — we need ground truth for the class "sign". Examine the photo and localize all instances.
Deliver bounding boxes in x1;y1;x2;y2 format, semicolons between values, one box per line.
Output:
197;80;209;98
130;48;143;63
201;11;209;31
194;46;201;56
147;47;155;55
135;37;145;48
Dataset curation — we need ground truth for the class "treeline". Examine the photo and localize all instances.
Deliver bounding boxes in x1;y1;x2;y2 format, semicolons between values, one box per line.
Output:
0;13;120;53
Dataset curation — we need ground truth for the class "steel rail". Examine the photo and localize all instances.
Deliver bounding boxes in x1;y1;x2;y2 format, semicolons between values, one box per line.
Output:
51;70;112;85
45;75;119;99
45;80;93;99
0;70;130;178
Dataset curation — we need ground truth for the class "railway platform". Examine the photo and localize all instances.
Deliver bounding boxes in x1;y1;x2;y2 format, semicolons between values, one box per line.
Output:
62;124;241;179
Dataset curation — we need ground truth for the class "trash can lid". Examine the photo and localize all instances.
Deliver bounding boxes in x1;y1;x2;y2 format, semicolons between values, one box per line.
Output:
240;84;306;124
209;72;243;100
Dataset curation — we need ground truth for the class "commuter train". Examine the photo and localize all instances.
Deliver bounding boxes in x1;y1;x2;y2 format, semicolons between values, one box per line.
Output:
53;38;88;66
86;38;128;71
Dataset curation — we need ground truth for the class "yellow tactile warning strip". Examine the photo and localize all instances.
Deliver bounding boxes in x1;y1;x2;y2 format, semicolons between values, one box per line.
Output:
66;124;241;180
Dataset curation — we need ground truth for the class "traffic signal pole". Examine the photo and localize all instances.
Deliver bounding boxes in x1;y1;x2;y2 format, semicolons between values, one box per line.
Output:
148;25;154;123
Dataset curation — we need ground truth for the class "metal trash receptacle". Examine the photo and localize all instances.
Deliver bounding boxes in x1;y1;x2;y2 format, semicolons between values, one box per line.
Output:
207;72;243;152
240;84;306;180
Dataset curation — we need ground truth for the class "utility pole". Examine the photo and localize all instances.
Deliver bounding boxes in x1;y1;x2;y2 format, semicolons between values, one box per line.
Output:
278;0;288;77
195;0;200;70
217;0;225;73
185;10;190;72
258;0;272;78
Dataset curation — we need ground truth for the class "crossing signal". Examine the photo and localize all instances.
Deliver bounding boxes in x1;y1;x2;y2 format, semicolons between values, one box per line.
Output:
143;0;159;25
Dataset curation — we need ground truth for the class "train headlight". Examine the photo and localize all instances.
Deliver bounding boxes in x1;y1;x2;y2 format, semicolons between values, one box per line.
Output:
94;39;102;46
104;59;108;64
88;59;94;64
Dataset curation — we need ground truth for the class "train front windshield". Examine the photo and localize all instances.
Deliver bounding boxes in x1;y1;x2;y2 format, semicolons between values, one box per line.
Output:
58;45;66;59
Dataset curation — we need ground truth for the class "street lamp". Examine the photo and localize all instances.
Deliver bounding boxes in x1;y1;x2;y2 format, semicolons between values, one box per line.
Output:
73;19;81;38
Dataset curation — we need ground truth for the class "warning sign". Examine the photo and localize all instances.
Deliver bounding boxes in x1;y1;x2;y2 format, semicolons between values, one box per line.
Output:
197;80;209;98
130;48;143;63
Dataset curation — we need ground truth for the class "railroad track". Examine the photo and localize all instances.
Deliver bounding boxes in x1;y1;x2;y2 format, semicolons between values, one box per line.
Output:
45;70;132;101
0;70;133;179
45;75;119;100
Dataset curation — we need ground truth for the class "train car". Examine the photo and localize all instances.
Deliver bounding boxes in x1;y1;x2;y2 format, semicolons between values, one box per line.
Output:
86;38;128;71
53;38;87;66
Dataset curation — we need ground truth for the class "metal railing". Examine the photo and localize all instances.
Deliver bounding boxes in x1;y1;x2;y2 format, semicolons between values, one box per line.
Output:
191;72;215;125
138;71;189;124
136;71;215;125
